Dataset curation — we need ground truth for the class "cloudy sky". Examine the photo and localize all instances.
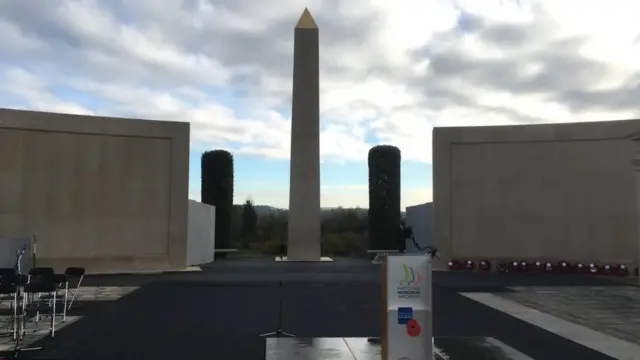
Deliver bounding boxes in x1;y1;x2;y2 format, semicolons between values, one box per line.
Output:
2;0;640;209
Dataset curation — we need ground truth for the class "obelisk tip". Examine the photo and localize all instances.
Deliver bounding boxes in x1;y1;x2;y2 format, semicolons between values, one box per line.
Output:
295;8;318;29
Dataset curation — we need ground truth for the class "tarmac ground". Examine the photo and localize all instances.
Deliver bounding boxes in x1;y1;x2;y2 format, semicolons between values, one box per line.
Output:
3;257;637;360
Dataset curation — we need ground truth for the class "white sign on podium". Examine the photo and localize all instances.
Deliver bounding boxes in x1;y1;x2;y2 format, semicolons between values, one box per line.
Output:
384;254;433;360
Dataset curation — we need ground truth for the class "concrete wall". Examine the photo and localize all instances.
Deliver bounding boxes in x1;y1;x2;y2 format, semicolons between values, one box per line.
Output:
186;200;216;266
433;120;640;269
405;203;433;253
0;109;190;273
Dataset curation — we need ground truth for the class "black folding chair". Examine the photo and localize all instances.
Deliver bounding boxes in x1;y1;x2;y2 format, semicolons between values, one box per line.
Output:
21;273;57;339
0;268;15;277
50;272;69;322
27;267;54;282
0;271;18;340
26;267;53;307
63;267;85;311
28;267;73;321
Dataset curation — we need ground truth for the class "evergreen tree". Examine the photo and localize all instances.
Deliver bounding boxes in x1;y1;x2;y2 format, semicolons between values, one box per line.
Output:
240;199;258;249
367;145;401;253
201;150;234;256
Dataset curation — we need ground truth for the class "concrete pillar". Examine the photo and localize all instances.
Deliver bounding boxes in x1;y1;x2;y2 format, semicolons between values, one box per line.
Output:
631;135;640;284
287;8;322;261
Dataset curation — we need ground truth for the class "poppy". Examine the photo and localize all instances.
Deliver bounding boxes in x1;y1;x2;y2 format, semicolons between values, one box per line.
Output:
405;319;421;337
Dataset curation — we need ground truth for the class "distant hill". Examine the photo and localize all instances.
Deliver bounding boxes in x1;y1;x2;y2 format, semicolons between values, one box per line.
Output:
253;205;286;216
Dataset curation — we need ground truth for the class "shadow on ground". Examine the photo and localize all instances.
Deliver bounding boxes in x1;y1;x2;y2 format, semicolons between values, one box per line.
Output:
22;257;625;360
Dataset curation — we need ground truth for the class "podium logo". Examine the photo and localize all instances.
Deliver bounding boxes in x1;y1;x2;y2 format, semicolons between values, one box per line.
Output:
397;307;413;324
397;264;421;299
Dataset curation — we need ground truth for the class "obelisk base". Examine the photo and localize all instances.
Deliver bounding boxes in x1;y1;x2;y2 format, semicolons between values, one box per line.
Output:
274;256;334;262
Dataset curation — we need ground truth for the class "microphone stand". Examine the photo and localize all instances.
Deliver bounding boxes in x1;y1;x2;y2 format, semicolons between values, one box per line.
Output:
32;234;37;270
6;246;43;359
423;245;440;260
404;225;440;259
259;233;295;339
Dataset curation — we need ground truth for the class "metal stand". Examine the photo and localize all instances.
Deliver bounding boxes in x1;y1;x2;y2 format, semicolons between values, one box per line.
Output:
368;250;392;345
32;234;37;270
2;246;43;360
260;236;295;338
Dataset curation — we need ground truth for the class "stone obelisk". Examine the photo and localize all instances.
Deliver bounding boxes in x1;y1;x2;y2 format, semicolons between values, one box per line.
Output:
286;8;322;261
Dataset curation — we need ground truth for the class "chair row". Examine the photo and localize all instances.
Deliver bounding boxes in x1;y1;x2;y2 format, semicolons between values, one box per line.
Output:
0;266;85;340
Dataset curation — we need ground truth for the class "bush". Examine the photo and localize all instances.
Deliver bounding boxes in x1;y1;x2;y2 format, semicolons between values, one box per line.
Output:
322;232;367;257
261;237;285;256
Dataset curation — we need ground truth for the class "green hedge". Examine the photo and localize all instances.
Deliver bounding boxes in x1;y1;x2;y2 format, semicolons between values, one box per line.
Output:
201;150;234;253
367;145;401;251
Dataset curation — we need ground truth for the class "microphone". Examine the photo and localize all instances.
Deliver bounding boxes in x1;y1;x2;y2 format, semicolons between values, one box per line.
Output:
424;245;440;260
15;244;27;261
401;223;441;259
16;244;27;255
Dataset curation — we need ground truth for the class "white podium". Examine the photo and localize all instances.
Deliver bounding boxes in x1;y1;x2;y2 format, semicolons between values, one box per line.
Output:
381;253;433;360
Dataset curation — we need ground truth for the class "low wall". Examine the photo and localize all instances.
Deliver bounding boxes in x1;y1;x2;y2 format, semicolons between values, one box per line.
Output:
187;200;216;266
405;203;434;253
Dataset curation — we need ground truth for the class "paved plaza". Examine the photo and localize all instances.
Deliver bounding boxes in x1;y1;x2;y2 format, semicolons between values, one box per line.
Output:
3;259;638;360
499;286;640;346
0;286;138;352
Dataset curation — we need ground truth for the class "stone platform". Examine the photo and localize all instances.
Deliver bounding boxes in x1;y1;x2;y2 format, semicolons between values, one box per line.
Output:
265;337;534;360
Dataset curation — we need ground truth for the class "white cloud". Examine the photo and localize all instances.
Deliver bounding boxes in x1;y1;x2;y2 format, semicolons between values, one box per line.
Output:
3;0;640;206
3;0;640;164
1;68;94;115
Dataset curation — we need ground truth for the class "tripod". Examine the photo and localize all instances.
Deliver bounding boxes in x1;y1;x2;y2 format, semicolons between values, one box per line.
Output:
404;224;440;258
259;235;295;338
32;234;37;270
2;246;43;360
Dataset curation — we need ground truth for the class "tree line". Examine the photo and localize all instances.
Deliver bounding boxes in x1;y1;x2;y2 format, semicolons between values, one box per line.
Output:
228;200;370;257
201;145;402;258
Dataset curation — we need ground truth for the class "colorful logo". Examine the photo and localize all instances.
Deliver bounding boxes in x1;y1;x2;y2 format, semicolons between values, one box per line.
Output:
396;264;422;299
399;264;421;286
